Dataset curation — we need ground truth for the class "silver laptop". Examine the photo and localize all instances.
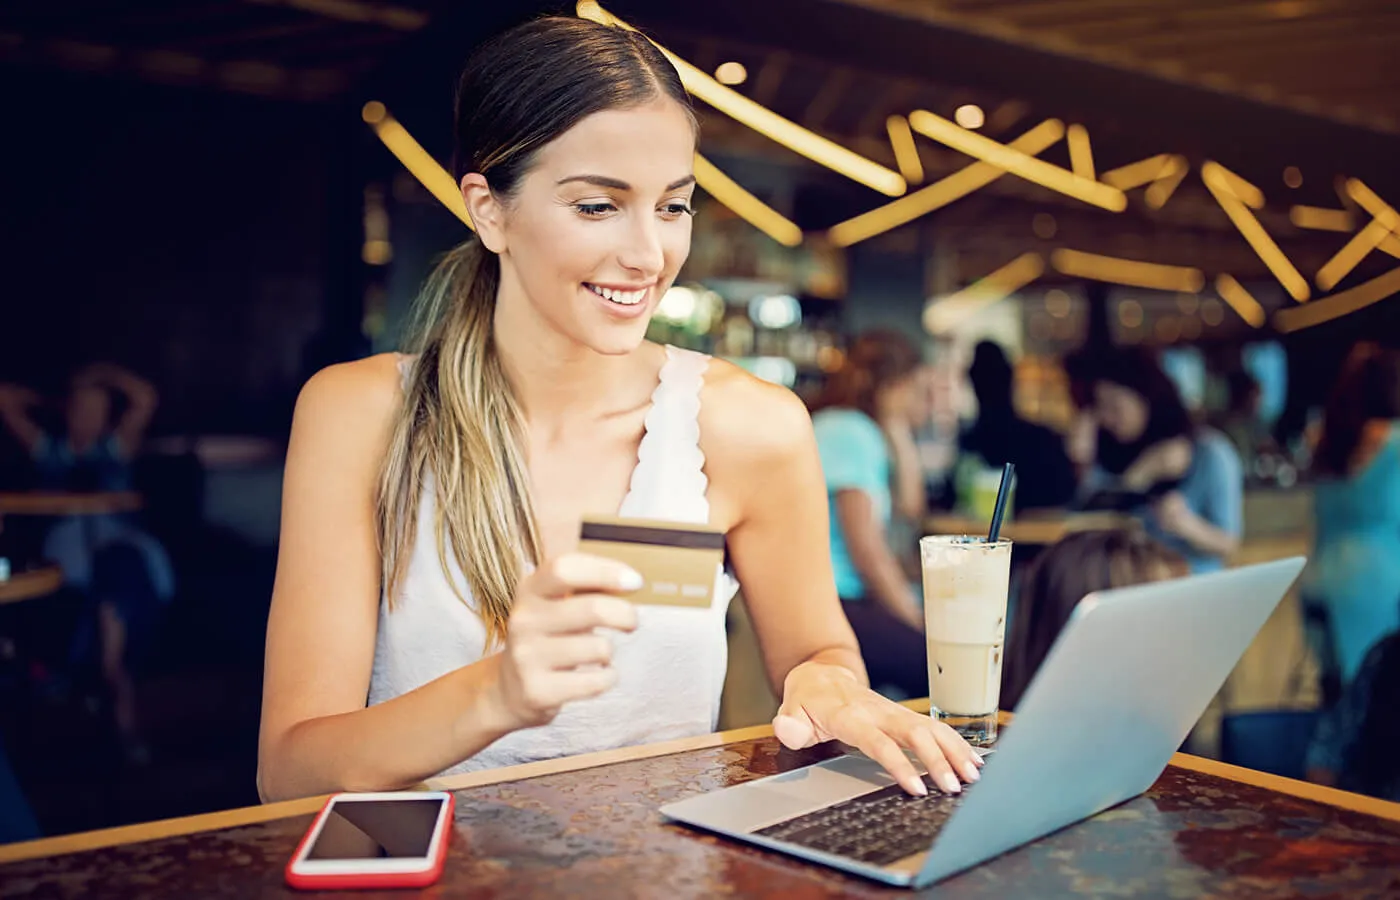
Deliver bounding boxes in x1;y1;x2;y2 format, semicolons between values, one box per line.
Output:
661;557;1306;889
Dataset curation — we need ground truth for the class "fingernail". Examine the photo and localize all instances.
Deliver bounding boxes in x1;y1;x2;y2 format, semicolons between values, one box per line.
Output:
618;569;643;591
973;753;987;766
910;779;928;797
962;763;980;782
941;773;961;794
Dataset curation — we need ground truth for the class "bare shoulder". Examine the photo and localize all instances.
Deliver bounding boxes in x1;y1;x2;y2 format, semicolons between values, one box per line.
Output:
292;353;404;451
698;357;816;471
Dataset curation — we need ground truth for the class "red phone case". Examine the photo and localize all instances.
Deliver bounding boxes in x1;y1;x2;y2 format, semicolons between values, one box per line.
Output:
284;792;454;891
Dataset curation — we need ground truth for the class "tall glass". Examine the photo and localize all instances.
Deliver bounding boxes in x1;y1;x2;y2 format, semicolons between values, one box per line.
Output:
920;535;1012;746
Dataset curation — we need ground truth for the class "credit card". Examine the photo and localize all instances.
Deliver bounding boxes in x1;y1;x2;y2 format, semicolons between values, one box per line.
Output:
578;516;726;608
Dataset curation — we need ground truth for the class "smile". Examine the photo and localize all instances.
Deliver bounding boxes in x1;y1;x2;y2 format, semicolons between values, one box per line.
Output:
586;283;648;306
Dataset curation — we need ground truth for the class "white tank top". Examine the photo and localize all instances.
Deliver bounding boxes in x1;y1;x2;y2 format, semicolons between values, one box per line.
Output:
367;345;739;777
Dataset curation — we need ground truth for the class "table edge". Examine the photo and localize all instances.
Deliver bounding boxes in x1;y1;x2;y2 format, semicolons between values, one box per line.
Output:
5;703;1397;866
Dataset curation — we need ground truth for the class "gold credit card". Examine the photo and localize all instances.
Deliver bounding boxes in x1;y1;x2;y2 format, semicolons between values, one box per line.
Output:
578;516;726;608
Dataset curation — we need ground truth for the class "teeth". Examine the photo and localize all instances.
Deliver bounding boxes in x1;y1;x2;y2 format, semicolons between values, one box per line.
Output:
588;284;646;306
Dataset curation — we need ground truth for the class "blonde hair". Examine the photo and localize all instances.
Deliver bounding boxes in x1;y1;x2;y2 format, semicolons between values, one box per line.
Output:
377;240;538;648
374;17;691;647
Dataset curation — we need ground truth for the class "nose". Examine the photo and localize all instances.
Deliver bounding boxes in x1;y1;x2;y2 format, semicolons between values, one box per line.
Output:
617;213;665;281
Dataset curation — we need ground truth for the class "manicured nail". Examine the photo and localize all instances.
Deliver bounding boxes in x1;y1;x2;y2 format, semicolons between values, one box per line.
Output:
962;763;980;782
910;779;928;797
973;753;987;766
618;569;644;591
941;773;961;794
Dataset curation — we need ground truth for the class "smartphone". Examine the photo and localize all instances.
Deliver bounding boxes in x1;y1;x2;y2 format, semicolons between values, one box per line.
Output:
284;791;454;891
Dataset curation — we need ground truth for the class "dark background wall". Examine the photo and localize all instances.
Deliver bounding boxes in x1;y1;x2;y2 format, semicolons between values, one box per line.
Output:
0;69;338;437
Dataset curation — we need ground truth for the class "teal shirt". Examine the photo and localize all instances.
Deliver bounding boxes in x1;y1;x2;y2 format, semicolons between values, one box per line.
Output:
1305;424;1400;683
813;409;891;600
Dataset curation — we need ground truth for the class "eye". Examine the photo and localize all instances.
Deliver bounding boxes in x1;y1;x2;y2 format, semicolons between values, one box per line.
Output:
660;202;696;220
575;202;617;217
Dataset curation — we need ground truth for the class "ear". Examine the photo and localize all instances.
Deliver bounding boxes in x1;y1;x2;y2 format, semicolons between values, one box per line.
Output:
460;173;506;254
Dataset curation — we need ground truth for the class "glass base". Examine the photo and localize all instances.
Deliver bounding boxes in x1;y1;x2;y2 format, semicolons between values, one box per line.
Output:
932;708;998;747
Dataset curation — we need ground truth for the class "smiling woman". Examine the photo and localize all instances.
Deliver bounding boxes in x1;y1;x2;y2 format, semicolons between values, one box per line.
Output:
255;16;982;805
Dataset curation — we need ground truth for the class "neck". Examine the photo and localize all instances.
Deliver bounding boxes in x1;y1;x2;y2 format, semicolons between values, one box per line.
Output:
491;280;649;432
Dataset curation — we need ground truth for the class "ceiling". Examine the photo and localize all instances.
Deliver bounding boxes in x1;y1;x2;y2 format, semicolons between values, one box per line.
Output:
836;0;1400;136
0;0;454;101
6;0;1397;286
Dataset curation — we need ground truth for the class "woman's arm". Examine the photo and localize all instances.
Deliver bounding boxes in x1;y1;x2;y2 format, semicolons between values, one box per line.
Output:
258;356;642;802
883;419;926;523
258;357;515;801
704;366;980;797
81;364;158;455
1153;437;1243;558
0;385;44;454
835;489;923;630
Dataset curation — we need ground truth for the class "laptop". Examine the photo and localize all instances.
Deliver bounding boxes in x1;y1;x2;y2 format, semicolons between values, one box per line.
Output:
661;557;1306;889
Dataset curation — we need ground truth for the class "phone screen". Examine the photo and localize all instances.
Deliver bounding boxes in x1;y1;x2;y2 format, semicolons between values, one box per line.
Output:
305;798;446;861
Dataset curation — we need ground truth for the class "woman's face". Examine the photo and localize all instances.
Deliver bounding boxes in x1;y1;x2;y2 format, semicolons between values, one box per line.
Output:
474;98;697;356
1094;380;1149;442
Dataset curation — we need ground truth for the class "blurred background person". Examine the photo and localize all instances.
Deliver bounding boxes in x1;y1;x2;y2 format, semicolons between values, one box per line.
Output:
0;364;174;762
960;340;1077;514
811;330;928;699
1302;342;1400;688
1215;369;1271;462
1001;528;1186;711
1082;348;1243;573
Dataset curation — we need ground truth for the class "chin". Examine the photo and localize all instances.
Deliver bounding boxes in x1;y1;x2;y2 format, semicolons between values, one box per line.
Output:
583;320;653;357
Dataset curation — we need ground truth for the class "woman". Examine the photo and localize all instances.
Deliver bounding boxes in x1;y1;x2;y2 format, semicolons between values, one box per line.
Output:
1001;529;1186;711
961;340;1076;513
257;18;980;803
1303;342;1400;684
809;330;928;700
1084;348;1242;573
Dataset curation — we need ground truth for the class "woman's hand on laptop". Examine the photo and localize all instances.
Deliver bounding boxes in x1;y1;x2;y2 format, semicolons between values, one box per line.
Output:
772;662;983;797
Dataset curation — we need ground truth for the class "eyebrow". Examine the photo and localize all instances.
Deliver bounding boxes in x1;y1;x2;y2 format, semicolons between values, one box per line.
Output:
557;174;696;192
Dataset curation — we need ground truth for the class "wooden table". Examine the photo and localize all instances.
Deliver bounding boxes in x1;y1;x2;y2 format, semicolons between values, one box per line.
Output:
0;566;62;606
924;511;1130;545
4;705;1399;898
0;492;143;517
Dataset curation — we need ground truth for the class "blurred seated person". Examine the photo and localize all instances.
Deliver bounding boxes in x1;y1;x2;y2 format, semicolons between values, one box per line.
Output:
812;330;928;699
960;341;1077;513
1215;370;1272;462
1306;630;1400;801
1081;347;1242;573
0;364;173;761
1001;528;1186;711
1303;342;1400;685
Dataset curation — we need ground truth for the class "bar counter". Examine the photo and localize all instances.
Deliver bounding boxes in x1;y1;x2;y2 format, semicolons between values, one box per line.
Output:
3;703;1399;898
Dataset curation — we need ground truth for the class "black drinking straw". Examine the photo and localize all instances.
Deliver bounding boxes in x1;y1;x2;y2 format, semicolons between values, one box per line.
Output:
987;463;1016;542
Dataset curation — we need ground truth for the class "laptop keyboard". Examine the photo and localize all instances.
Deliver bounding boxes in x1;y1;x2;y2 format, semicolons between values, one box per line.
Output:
753;775;968;867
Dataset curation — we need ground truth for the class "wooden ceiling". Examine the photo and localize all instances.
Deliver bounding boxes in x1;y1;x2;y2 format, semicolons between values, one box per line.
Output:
836;0;1400;136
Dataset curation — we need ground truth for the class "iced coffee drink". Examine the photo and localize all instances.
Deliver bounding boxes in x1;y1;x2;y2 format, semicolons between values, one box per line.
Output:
920;535;1012;746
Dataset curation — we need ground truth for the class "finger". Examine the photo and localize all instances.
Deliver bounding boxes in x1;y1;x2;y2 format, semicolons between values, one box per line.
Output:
538;593;639;634
904;721;964;795
542;633;614;670
928;719;983;782
854;728;929;797
772;712;817;750
531;553;643;599
536;666;620;707
772;692;820;750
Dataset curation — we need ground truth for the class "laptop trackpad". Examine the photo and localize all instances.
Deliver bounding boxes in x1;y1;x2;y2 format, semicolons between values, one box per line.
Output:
663;755;894;835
